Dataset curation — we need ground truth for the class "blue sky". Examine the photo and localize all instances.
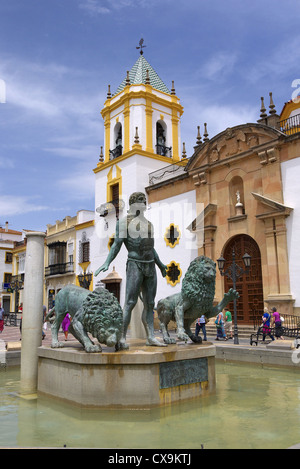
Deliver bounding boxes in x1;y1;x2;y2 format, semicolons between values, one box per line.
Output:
0;0;299;232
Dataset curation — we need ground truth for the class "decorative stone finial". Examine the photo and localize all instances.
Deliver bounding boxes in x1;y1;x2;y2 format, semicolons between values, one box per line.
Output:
171;80;176;95
182;142;187;159
107;85;111;99
126;71;130;86
260;97;267;118
145;69;150;84
99;146;104;162
196;126;202;145
134;127;140;144
269;92;276;115
203;123;209;141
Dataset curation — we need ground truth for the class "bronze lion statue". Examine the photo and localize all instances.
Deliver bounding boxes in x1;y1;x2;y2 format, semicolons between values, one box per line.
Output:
45;285;123;352
157;256;239;344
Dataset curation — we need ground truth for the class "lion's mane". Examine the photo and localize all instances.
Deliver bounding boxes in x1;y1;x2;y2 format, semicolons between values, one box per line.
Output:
181;256;216;311
81;288;123;341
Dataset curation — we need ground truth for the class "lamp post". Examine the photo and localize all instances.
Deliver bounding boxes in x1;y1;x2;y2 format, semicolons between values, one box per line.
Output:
78;270;93;290
217;249;251;344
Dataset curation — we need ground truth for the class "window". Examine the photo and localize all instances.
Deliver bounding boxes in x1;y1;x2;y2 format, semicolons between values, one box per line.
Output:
79;232;90;264
81;241;90;263
48;242;66;265
156;121;171;157
5;252;12;263
4;273;12;284
166;261;182;287
164;224;181;247
110;183;120;218
110;123;123;159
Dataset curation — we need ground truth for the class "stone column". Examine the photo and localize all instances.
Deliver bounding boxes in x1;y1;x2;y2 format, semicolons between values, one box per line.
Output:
20;231;46;396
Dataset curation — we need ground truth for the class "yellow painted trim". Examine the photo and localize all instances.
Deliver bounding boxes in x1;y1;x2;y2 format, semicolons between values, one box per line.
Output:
79;261;90;271
94;149;180;173
172;112;180;162
164;223;181;248
123;99;130;153
107;233;115;251
106;164;122;202
166;260;182;287
75;220;95;231
98;85;183;168
101;88;183;119
104;119;111;163
280;100;300;121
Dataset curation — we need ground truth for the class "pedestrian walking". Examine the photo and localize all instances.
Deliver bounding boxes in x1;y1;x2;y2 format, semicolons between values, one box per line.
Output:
262;307;275;342
195;315;207;341
215;312;227;340
272;306;284;340
0;303;5;333
61;313;71;341
224;309;233;339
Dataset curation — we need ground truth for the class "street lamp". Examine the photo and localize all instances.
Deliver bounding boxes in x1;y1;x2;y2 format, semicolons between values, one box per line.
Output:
78;270;93;290
217;249;251;344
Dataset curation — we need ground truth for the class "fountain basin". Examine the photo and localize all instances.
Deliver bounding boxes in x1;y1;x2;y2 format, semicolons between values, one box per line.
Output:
37;340;216;408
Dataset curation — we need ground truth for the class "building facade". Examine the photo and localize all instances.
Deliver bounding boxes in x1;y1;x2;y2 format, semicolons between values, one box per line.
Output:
0;223;23;314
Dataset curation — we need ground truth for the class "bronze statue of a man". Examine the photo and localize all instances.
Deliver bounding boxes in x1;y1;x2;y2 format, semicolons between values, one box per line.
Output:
95;192;167;350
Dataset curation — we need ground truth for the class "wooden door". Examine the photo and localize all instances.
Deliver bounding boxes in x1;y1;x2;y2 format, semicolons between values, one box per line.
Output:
223;234;263;324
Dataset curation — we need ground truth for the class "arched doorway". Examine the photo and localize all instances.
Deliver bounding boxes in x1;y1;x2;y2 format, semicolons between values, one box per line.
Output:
222;234;264;324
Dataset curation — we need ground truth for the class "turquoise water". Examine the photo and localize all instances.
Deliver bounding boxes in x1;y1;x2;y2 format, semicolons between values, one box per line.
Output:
1;362;300;449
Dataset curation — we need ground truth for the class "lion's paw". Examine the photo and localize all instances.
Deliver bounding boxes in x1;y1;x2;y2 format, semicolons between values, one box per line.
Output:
163;337;176;344
177;332;190;343
225;288;239;301
85;344;102;353
51;341;65;349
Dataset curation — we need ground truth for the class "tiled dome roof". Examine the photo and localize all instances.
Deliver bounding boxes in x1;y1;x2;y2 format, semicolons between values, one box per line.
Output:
114;55;170;95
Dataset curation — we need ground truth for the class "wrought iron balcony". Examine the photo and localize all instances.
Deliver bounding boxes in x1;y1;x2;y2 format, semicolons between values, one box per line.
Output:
109;145;123;160
156;144;172;157
279;113;300;135
45;262;74;277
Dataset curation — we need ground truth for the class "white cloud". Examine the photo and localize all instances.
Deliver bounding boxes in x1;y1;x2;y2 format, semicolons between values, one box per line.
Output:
43;144;99;160
56;171;95;202
202;52;238;81
78;0;154;15
0;195;49;217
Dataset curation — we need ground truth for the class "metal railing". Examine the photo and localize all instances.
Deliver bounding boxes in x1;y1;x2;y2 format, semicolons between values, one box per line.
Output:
149;163;186;186
109;145;123;160
45;261;74;276
279;113;300;135
252;312;300;330
155;144;172;157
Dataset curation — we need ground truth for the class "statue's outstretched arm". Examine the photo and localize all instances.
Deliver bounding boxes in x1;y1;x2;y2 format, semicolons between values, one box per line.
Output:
153;248;167;277
95;221;124;276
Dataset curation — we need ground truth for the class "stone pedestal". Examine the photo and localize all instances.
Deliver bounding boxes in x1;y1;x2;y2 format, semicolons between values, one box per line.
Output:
20;231;46;396
235;202;244;216
37;340;216;408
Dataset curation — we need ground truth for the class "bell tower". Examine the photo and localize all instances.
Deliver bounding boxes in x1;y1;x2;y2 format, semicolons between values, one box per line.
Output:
93;41;184;216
